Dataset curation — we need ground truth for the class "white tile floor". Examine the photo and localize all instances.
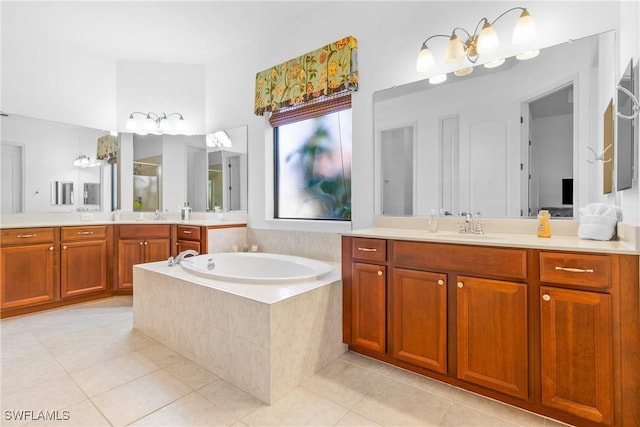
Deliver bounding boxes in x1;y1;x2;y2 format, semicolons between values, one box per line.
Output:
1;297;571;427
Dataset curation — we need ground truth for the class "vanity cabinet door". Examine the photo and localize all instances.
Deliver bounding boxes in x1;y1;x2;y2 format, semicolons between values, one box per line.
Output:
60;240;108;298
351;262;386;354
456;276;528;399
0;243;56;309
117;240;145;290
391;268;447;373
144;238;171;263
540;286;613;425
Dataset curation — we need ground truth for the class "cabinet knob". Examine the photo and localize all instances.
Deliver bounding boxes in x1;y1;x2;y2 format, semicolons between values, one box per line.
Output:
62;245;67;250
437;279;444;286
542;294;551;302
139;241;144;245
457;281;464;288
144;241;148;246
377;270;383;276
49;246;54;251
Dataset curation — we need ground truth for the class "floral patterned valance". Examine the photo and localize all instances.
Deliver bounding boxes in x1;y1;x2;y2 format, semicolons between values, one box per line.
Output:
96;134;118;164
254;36;358;116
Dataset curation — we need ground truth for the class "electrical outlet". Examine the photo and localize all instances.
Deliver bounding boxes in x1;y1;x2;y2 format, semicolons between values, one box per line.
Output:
81;213;93;221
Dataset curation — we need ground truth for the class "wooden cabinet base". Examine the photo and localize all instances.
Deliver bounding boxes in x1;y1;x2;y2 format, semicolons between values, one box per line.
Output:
0;292;113;319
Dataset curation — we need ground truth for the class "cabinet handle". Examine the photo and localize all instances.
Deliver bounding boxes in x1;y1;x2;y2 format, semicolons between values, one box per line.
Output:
62;245;67;250
377;270;383;276
139;241;144;245
437;279;444;286
457;281;464;288
183;230;192;234
77;231;94;235
16;234;37;238
358;247;377;252
554;266;594;273
49;246;54;251
144;241;148;246
542;294;551;301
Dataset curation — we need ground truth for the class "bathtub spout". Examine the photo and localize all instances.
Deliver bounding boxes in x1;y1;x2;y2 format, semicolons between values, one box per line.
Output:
168;249;199;266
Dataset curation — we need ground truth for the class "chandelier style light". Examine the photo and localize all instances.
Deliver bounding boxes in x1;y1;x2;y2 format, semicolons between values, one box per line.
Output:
416;7;538;82
126;112;185;135
206;131;232;148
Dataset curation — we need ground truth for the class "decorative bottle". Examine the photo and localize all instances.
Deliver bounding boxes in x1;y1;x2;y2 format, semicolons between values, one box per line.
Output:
427;209;439;233
537;210;551;238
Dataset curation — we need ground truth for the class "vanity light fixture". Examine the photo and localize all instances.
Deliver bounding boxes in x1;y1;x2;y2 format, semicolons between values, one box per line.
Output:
73;154;99;168
416;7;538;76
126;111;185;135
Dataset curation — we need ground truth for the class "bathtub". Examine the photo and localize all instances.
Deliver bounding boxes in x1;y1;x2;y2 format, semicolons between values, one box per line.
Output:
180;252;332;284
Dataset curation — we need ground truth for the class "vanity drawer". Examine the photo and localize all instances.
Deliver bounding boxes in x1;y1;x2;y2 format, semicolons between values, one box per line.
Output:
118;224;171;239
539;252;610;289
352;238;386;262
1;228;55;245
177;225;201;241
61;226;107;242
393;241;527;280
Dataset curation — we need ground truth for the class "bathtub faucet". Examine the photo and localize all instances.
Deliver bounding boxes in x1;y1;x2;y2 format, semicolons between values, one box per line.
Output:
168;249;199;266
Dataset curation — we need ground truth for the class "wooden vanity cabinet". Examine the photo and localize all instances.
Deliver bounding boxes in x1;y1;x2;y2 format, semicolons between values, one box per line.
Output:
60;226;111;298
345;237;388;354
116;224;172;291
175;224;205;253
1;227;57;309
342;237;640;426
538;251;616;425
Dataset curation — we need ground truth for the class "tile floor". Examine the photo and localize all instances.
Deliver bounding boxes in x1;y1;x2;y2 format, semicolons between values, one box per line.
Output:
1;297;571;427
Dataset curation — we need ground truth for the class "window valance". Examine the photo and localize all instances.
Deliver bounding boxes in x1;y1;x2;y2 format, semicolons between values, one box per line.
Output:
254;36;358;116
96;134;118;164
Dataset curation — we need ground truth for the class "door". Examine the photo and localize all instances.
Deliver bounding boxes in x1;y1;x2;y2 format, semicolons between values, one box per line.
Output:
144;238;171;263
60;241;108;298
1;244;56;309
540;286;612;424
457;276;528;399
351;262;386;353
1;143;24;213
441;116;460;216
117;240;144;290
391;268;447;373
380;126;414;215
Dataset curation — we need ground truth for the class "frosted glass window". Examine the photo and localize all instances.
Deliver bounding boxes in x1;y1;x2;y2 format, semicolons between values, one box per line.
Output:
275;109;352;220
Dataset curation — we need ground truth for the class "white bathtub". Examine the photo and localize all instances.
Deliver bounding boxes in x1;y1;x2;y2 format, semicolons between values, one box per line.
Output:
180;252;333;284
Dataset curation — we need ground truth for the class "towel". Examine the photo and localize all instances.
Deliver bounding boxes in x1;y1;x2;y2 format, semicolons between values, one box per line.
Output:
578;203;621;241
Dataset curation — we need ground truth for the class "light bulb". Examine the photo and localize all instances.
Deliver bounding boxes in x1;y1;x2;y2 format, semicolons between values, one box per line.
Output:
445;34;465;64
429;74;447;84
454;67;473;77
126;115;136;131
416;46;435;73
477;22;499;53
484;58;506;69
512;9;537;45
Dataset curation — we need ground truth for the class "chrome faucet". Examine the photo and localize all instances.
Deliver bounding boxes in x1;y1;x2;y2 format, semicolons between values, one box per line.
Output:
459;212;484;234
168;249;199;266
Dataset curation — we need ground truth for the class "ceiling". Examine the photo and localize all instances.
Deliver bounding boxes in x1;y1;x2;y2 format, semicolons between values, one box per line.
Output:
1;1;324;65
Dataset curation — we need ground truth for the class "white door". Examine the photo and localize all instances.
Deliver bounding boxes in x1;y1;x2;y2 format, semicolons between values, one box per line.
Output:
381;126;414;215
1;143;24;213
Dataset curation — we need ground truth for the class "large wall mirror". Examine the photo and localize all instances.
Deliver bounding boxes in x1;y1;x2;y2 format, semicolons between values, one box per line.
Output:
374;31;615;219
1;114;108;214
1;114;249;215
206;125;248;212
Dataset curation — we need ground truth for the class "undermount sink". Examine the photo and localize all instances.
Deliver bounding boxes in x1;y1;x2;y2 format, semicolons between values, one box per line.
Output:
435;232;503;240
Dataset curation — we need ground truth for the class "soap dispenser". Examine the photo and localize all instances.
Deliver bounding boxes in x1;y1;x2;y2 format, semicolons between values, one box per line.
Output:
537;210;551;238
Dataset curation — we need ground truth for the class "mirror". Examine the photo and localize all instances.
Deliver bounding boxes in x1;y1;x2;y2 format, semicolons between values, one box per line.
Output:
206;125;248;212
51;181;74;205
132;134;163;212
374;31;615;218
1;114;109;213
617;59;637;191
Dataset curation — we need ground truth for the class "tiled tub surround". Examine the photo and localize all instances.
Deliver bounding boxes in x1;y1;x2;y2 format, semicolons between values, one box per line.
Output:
133;260;346;404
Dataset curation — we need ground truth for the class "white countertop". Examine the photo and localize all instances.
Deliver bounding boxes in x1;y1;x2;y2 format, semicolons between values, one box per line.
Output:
0;212;248;229
347;227;639;255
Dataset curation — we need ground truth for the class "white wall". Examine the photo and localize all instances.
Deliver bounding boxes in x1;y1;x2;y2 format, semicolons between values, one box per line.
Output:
205;1;625;229
116;61;206;135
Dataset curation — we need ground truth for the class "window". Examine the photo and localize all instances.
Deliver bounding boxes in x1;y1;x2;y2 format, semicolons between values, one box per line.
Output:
274;108;352;220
